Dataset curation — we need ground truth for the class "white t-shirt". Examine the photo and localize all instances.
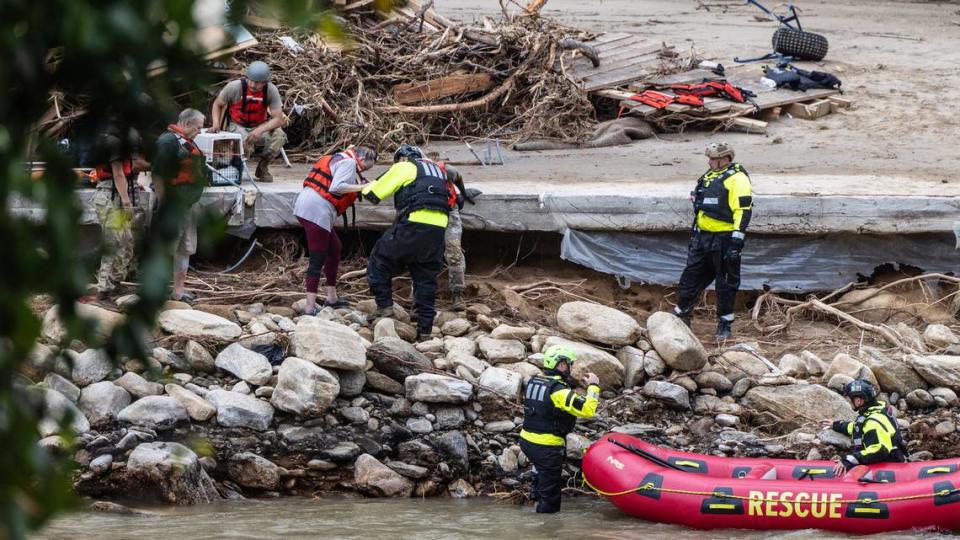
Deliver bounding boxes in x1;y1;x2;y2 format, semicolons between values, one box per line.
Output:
293;156;359;231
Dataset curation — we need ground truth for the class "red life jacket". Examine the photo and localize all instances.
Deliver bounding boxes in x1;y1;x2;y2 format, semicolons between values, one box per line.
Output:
228;79;269;128
166;124;205;186
435;160;459;210
93;159;134;182
303;150;361;216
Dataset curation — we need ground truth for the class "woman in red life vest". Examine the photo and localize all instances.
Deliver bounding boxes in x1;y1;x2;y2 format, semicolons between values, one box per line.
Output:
294;145;378;315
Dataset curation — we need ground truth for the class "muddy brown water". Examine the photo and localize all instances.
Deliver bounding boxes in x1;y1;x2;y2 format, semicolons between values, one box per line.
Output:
33;497;950;539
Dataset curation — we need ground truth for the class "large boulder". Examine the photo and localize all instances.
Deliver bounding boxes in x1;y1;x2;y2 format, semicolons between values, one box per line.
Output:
42;373;80;403
642;381;691;410
354;454;414;497
543;336;623;389
742;384;855;429
490;325;536;341
924;324;959;350
822;353;879;388
367;338;433;383
206;389;275;431
290;316;367;371
645;312;707;371
42;303;125;343
271;357;340;417
860;348;927;396
477;367;523;400
227;452;280;490
499;361;543;385
78;381;131;425
113;372;164;398
906;355;960;390
556;301;642;346
118;396;189;430
214;343;273;386
184;340;216;373
126;442;219;504
715;350;772;382
834;288;910;324
68;349;113;387
158;309;242;343
405;373;472;404
164;384;216;422
477;337;527;364
39;387;90;437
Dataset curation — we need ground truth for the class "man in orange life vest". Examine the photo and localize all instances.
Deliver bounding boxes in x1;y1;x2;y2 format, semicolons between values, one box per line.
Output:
152;109;208;303
209;61;287;182
90;118;150;298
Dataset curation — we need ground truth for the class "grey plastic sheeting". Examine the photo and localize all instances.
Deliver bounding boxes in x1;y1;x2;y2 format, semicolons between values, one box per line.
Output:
561;229;959;292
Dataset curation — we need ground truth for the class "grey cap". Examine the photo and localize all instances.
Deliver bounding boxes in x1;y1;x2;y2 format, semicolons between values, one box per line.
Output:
246;61;271;82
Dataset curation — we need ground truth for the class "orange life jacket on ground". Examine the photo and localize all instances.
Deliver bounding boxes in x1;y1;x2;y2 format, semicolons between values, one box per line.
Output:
228;79;269;128
167;124;205;186
303;150;361;216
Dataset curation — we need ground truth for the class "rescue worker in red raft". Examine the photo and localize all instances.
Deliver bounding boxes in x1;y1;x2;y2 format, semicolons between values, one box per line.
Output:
672;141;753;340
825;379;907;477
519;345;601;513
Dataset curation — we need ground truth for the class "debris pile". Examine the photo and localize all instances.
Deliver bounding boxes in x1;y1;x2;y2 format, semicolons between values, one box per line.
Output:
239;2;599;154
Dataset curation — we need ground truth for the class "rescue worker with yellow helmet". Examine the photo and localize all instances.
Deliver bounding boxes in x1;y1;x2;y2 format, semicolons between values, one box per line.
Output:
520;345;601;513
673;141;753;339
825;379;907;477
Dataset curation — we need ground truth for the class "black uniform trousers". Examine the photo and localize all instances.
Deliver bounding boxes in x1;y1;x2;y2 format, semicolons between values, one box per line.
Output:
675;230;741;320
366;220;445;333
519;439;565;513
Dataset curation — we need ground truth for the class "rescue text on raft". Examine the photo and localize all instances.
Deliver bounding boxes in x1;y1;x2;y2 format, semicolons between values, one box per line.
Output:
582;433;960;534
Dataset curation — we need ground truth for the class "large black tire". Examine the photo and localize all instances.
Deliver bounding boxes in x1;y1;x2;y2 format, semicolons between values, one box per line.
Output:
772;27;829;61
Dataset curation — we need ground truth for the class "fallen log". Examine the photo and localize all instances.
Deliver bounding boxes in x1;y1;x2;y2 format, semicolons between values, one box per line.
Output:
391;73;494;105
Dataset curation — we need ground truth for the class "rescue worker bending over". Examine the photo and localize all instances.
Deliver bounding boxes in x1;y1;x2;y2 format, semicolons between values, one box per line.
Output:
826;379;907;477
209;61;287;182
362;144;458;341
520;345;600;514
673;141;753;340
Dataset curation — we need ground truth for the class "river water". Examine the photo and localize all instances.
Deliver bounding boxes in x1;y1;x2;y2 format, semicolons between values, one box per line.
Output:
33;497;949;539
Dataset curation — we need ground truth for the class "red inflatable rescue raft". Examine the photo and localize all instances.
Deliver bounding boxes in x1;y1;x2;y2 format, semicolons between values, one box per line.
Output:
582;433;960;534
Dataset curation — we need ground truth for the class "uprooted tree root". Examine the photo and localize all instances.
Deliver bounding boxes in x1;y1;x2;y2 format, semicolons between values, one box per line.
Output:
752;273;960;353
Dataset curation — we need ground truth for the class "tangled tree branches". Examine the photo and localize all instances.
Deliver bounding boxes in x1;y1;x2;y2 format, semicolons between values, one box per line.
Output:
752;273;960;353
238;11;596;153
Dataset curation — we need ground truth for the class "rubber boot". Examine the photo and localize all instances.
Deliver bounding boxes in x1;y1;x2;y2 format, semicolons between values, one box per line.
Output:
673;307;692;328
715;319;732;340
255;157;274;183
451;290;466;312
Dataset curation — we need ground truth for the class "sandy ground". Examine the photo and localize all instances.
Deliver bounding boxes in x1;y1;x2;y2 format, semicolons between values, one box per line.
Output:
281;0;960;199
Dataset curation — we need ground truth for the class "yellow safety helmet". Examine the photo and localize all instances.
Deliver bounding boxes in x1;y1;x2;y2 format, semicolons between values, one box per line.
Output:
542;345;576;370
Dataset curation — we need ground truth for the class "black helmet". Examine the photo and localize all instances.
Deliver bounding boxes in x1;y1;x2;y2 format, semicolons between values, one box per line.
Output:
393;144;424;163
842;379;877;401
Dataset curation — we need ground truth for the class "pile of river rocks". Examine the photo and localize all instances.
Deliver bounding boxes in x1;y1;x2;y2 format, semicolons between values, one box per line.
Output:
22;298;960;505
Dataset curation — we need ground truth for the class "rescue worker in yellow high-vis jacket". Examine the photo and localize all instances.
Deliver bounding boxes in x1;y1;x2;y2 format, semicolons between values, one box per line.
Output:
828;379;907;477
520;345;600;513
673;141;753;340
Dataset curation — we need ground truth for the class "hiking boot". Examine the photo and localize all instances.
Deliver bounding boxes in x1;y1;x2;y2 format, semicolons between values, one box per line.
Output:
416;330;433;343
255;158;274;183
673;307;692;327
715;319;732;340
451;291;465;312
372;305;394;319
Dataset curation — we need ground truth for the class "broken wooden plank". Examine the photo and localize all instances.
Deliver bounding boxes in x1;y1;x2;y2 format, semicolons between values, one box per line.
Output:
569;47;670;81
787;99;832;120
391;73;494;105
628;69;721;91
827;95;853;113
727;117;767;134
566;44;673;77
